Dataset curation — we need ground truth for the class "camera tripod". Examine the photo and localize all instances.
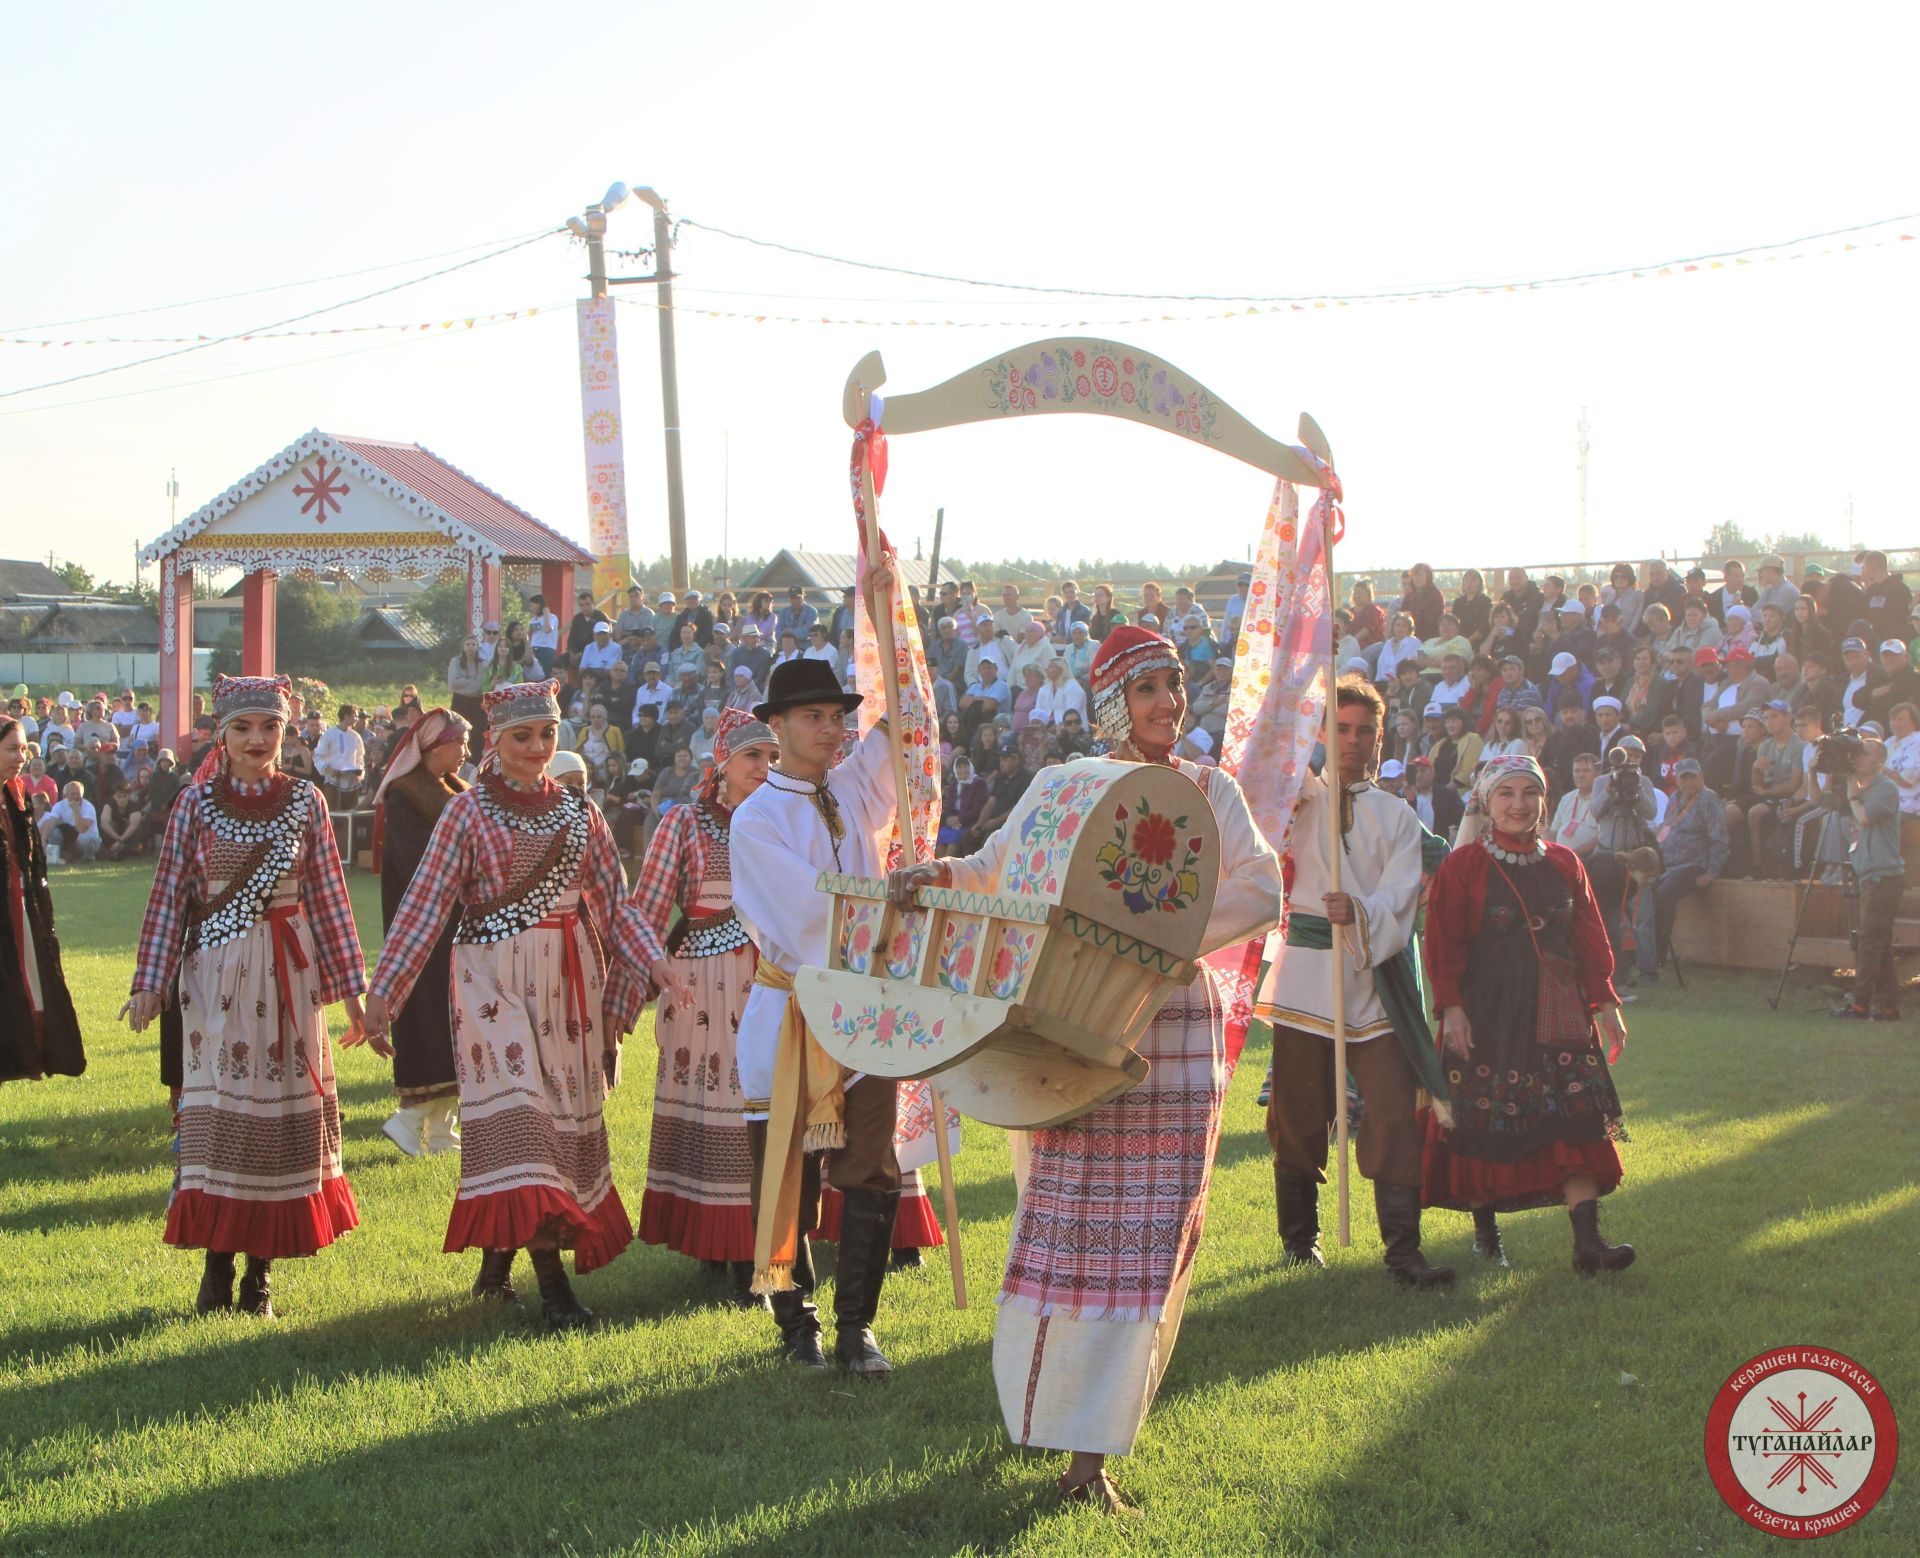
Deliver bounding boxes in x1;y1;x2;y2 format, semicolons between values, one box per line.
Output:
1769;808;1859;1010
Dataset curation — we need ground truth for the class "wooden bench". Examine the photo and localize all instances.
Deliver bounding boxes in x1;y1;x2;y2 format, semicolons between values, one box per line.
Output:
1669;878;1920;978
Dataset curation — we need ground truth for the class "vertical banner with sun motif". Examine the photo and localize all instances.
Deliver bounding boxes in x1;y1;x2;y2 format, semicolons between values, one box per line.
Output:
576;296;633;605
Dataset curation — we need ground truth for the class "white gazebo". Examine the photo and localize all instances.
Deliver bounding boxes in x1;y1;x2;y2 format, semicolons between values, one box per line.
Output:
141;429;592;747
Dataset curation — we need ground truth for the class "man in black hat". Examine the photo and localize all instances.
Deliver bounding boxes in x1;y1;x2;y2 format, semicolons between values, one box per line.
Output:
728;648;904;1377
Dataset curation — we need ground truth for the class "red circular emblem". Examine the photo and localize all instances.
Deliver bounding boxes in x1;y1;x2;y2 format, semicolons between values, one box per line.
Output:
1705;1347;1898;1538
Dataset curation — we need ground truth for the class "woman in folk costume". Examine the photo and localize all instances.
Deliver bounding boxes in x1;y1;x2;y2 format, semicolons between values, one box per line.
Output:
371;708;470;1157
0;714;86;1084
605;707;779;1309
122;675;369;1318
1422;754;1636;1275
889;625;1283;1511
362;680;673;1328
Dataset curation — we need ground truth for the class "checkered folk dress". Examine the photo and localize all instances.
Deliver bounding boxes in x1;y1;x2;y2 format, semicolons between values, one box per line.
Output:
625;801;759;1262
133;776;365;1259
369;776;665;1272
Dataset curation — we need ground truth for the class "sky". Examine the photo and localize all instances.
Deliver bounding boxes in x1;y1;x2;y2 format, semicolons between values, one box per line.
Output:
2;1;1916;589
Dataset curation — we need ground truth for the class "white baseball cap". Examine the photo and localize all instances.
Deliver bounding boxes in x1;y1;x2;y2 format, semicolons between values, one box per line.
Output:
1379;758;1406;779
1550;652;1579;676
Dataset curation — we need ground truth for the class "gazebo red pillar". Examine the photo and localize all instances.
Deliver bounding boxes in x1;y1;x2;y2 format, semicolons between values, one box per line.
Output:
467;553;503;637
241;571;278;675
540;562;575;621
158;556;196;753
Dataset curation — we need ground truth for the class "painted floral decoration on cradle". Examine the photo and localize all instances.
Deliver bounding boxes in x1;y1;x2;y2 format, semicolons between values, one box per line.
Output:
1095;795;1204;914
828;1001;945;1050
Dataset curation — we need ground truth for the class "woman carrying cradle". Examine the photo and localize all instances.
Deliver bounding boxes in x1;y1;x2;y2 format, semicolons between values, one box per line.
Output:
372;709;471;1158
606;707;779;1308
363;680;675;1328
0;714;86;1084
1422;753;1637;1275
123;675;370;1317
890;626;1282;1511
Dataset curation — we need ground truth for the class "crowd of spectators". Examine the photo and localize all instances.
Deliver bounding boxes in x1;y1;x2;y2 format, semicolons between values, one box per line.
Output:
11;551;1908;955
1350;550;1913;990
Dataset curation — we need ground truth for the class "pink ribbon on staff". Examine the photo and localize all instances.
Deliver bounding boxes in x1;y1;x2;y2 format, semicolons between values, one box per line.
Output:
848;415;892;547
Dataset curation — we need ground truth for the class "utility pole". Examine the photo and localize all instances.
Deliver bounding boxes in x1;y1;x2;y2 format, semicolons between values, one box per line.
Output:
626;189;689;593
565;182;635;609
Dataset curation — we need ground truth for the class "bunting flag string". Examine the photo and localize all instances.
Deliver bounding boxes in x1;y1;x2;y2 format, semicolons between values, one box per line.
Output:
6;222;1911;352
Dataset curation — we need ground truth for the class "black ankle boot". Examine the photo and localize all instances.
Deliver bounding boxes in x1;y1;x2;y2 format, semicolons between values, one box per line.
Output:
529;1248;596;1329
771;1287;827;1366
729;1259;768;1311
472;1248;519;1303
1276;1169;1325;1268
1569;1199;1636;1276
832;1188;899;1377
1374;1183;1455;1289
238;1255;274;1317
890;1245;924;1270
196;1251;236;1315
1471;1207;1508;1267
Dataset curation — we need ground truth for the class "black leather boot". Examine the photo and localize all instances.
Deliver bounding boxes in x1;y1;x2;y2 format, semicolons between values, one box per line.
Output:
832;1187;899;1377
1275;1168;1325;1268
890;1245;924;1270
529;1248;596;1329
770;1237;826;1366
238;1255;274;1317
1471;1207;1508;1268
729;1259;768;1311
1374;1182;1455;1289
1569;1199;1636;1276
472;1248;519;1303
196;1250;235;1315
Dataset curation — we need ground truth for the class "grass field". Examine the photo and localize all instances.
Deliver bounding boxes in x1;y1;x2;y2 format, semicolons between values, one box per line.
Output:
1;864;1915;1556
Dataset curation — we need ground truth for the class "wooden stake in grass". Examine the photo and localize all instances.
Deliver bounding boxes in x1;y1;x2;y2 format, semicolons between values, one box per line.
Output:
853;397;967;1309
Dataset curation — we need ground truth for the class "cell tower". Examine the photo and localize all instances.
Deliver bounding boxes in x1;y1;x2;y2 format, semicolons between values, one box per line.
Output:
1576;407;1591;565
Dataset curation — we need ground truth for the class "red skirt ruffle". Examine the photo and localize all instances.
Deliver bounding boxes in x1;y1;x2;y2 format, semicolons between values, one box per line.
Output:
1420;1112;1623;1214
443;1184;634;1273
165;1176;359;1260
637;1191;755;1262
811;1184;946;1248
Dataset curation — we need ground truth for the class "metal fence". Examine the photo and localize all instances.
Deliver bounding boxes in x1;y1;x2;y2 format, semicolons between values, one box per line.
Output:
0;650;212;692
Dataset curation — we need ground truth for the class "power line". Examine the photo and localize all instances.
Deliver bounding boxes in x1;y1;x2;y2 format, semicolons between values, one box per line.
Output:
680;210;1920;304
0;303;567;418
0;225;561;333
0;230;564;401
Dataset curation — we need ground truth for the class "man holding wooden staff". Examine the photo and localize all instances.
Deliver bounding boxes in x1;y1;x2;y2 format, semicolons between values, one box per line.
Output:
1257;674;1455;1288
731;645;905;1377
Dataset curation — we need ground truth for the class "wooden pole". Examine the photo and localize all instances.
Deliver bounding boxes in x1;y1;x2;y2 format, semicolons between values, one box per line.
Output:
927;505;945;594
855;420;968;1309
1323;499;1351;1248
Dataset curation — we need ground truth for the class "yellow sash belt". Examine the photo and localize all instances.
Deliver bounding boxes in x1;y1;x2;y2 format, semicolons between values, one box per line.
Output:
750;960;848;1294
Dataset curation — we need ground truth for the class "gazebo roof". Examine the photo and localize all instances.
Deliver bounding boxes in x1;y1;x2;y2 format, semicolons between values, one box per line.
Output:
141;428;591;575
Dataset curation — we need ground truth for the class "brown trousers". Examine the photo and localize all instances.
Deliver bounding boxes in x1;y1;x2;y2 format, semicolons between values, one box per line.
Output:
1266;1023;1424;1189
746;1074;902;1234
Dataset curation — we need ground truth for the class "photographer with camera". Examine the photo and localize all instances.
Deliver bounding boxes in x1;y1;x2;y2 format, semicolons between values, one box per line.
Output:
1591;734;1657;966
1828;731;1905;1021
